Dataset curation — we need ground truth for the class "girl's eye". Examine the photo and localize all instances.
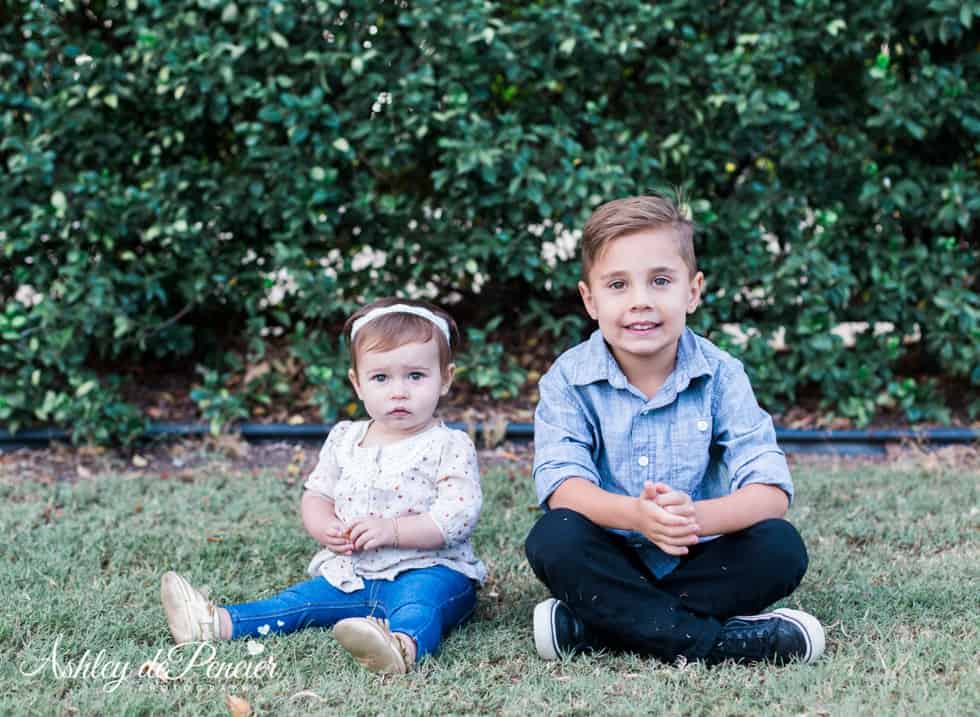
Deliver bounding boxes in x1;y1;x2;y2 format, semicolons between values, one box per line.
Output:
370;374;387;383
409;372;425;381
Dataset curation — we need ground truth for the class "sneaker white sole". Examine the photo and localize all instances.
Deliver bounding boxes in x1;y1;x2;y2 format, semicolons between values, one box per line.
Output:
533;598;561;660
732;608;826;663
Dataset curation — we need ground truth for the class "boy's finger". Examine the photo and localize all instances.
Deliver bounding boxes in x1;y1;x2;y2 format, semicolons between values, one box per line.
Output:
659;523;699;539
650;504;693;526
655;542;690;556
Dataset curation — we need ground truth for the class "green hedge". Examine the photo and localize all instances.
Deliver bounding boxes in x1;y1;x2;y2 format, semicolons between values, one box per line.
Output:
1;0;978;443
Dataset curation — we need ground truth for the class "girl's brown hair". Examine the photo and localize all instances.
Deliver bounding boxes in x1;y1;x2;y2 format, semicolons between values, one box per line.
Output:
343;298;459;378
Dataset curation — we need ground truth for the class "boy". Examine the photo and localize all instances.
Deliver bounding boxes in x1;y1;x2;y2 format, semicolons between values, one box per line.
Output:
525;195;824;665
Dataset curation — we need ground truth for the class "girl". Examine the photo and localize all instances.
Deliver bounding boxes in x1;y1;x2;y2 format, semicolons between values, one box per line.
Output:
161;298;486;674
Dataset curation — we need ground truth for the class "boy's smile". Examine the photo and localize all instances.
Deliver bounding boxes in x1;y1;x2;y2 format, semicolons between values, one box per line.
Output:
578;229;703;392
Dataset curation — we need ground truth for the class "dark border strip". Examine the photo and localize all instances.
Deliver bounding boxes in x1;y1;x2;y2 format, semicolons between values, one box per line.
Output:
0;422;977;455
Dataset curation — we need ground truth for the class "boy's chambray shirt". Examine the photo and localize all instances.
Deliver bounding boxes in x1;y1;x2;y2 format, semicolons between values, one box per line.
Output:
533;328;793;579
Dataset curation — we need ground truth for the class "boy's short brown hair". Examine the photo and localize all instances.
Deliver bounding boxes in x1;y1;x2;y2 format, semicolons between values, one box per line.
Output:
581;195;697;280
343;297;459;378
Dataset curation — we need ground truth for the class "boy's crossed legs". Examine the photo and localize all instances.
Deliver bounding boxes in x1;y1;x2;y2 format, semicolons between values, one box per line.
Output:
525;508;823;664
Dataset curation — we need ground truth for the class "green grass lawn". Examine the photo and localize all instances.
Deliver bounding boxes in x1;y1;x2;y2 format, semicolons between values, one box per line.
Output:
1;453;977;716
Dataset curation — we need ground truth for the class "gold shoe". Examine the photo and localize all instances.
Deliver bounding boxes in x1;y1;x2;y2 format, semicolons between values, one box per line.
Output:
160;571;221;644
333;617;410;674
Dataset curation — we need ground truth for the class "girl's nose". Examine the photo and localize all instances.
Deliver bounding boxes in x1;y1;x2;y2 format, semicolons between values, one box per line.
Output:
389;380;408;397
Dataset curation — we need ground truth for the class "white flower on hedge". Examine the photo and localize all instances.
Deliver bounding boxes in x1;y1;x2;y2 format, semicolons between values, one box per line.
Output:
762;231;781;255
15;285;44;307
350;247;387;272
540;223;581;268
404;281;435;300
319;249;342;279
264;268;298;307
472;272;486;294
372;91;392;114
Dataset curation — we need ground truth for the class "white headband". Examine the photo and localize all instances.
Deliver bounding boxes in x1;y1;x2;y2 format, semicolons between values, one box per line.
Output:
349;304;452;345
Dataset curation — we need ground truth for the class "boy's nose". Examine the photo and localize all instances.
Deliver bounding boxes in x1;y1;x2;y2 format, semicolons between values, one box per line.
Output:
629;286;654;309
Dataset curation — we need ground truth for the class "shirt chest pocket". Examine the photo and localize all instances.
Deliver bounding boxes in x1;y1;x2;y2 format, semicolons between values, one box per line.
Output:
671;404;713;492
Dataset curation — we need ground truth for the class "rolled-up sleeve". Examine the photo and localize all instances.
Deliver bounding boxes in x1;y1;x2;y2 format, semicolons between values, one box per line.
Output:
532;370;601;507
712;362;794;504
428;431;483;546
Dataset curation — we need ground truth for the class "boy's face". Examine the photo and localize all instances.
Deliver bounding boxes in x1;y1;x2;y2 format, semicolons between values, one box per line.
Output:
578;228;704;381
348;339;454;441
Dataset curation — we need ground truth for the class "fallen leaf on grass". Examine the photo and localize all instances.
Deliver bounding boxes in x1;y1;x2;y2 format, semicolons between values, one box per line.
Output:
289;690;330;703
225;694;252;717
132;455;149;468
138;660;170;681
76;465;92;479
42;504;64;523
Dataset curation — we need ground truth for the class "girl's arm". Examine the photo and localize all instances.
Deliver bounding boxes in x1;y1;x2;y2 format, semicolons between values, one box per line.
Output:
349;431;482;552
301;491;355;554
348;513;445;552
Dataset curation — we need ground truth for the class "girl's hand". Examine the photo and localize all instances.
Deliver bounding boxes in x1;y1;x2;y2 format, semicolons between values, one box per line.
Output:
348;517;398;552
321;518;355;555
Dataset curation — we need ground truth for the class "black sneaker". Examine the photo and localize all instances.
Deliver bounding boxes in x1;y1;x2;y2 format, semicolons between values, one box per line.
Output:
533;598;590;660
706;608;825;665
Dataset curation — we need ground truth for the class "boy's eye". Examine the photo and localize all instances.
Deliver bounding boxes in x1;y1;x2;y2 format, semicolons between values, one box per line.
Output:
653;276;671;287
608;280;626;290
408;372;425;381
370;374;387;383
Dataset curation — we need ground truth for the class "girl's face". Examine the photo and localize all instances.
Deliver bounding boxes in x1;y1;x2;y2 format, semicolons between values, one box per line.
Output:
348;339;454;442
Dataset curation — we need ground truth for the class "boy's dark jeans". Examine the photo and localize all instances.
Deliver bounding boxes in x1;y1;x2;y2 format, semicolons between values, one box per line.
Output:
524;508;809;661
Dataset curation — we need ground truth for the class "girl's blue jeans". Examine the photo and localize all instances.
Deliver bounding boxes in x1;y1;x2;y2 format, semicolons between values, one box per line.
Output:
224;565;476;662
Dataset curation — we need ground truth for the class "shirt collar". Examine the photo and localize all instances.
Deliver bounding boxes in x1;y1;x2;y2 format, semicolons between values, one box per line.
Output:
568;328;714;394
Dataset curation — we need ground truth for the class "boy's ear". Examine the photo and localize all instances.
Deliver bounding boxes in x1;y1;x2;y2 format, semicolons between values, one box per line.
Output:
578;280;599;320
441;363;456;396
687;271;705;313
347;368;364;400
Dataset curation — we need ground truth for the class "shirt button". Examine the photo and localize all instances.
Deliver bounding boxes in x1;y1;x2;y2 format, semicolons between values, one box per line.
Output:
697;420;709;432
637;455;649;467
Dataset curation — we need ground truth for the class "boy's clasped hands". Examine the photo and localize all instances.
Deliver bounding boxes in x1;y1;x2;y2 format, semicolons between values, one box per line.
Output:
637;481;701;556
